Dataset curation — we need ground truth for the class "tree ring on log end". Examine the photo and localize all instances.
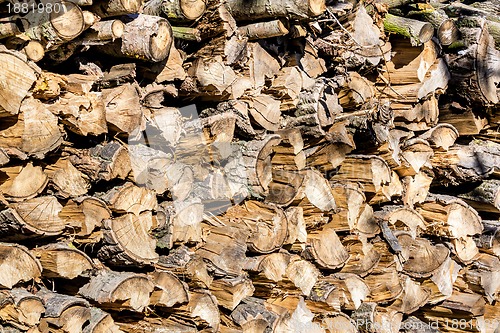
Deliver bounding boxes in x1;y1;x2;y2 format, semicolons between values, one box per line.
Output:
180;0;207;20
50;1;85;40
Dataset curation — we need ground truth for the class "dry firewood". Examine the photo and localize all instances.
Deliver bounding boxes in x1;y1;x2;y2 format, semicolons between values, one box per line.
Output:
327;182;369;232
0;47;38;116
47;92;108;136
58;196;111;237
458;253;500;303
4;35;45;62
227;0;326;21
393;95;439;131
421;290;485;332
338;72;375;111
310;273;370;311
36;288;90;333
416;195;483;263
31;242;93;280
0;243;42;289
388;275;431;314
97;14;173;62
458;180;500;213
231;297;278;332
240;135;281;198
270;297;327;332
283;206;307;246
148;270;189;308
302;227;349;269
0;196;67;240
79;270;154;312
100;182;157;215
90;0;143;18
117;317;197;333
332;155;396;204
418;123;459;151
219;201;288;254
142;0;206;22
0;289;44;330
83;307;122;333
172;290;220;331
0;97;63;159
100;83;143;135
438;101;488;135
209;276;255;310
397;232;450;278
98;212;159;266
409;3;459;46
44;158;90;199
432;140;500;186
67;141;131;182
374;205;426;238
197;221;248;277
149;45;187;83
0;163;47;202
351;303;403;333
156;245;213;288
340;236;381;277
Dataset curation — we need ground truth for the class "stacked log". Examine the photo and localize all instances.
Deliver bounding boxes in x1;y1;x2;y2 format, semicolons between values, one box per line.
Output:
0;0;499;332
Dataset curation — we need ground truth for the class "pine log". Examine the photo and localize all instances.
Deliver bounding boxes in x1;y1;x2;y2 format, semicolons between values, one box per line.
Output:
0;289;44;330
227;0;326;21
79;271;154;312
97;15;173;62
32;242;94;279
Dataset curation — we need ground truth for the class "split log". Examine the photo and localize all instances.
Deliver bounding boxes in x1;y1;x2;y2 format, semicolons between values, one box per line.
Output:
302;227;349;269
67;141;132;182
173;290;220;331
474;220;500;258
0;289;44;330
32;242;94;279
58;196;111;237
47;92;108;136
98;212;159;266
79;270;154;312
340;236;381;277
44;158;90;199
148;270;189;308
0;97;63;159
100;182;157;215
97;15;173;62
0;196;67;240
83;307;122;333
209;276;255;310
37;288;91;333
0;163;48;202
156;245;213;288
374;205;426;238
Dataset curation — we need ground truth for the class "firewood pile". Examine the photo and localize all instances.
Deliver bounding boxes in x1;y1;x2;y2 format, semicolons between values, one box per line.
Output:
0;0;499;332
